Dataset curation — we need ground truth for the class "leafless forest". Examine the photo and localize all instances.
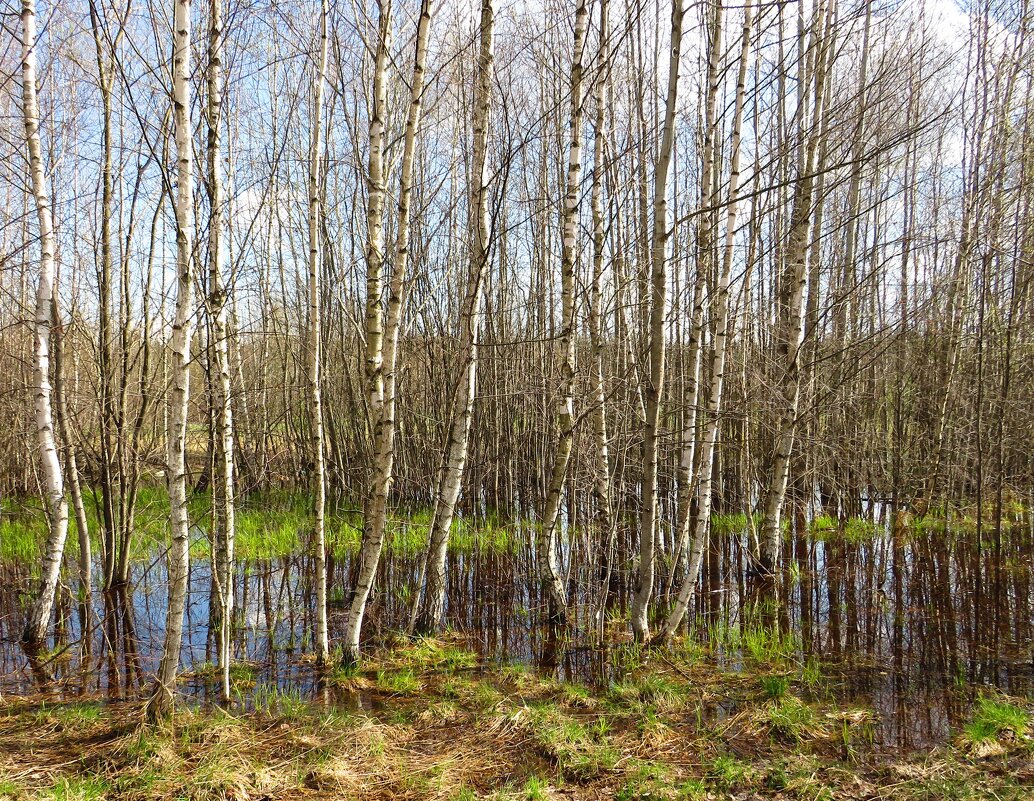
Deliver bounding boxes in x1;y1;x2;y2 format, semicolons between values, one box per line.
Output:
1;0;1033;739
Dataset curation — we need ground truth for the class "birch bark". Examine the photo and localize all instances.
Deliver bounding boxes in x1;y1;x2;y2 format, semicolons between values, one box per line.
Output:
147;0;195;721
631;0;686;642
662;0;753;639
349;0;433;660
759;5;832;576
309;0;330;665
413;0;495;636
20;0;71;651
538;0;589;631
206;0;236;702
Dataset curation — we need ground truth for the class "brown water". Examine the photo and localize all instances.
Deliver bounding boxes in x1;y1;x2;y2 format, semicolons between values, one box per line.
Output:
1;514;1032;750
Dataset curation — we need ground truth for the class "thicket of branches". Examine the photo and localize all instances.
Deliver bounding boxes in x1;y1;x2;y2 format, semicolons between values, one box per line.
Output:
2;0;1033;707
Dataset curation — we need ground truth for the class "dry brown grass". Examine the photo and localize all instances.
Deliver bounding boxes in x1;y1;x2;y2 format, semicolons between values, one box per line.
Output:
1;639;1031;800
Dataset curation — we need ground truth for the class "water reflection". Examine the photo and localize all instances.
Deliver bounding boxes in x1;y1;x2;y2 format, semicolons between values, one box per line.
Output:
1;513;1031;749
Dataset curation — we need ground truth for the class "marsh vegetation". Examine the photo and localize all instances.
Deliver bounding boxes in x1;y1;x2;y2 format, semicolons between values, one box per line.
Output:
3;0;1034;795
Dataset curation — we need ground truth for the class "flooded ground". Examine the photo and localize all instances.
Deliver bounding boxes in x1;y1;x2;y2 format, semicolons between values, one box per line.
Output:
1;508;1032;750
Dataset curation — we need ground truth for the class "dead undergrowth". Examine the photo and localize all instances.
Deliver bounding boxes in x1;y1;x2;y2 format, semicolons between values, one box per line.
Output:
1;636;1031;800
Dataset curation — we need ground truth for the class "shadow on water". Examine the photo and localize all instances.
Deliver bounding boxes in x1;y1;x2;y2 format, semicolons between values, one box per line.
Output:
2;510;1032;749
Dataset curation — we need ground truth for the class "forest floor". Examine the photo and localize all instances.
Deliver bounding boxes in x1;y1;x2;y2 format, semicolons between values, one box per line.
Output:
0;635;1031;801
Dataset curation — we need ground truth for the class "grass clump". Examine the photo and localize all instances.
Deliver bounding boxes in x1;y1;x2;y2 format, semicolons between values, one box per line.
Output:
616;760;682;801
961;696;1031;756
708;754;749;790
766;696;820;744
844;516;880;543
250;683;307;720
404;637;479;673
520;775;551;800
760;673;789;700
41;777;111;801
0;517;42;564
522;703;618;780
608;673;686;712
376;667;421;696
0;779;25;801
809;514;839;536
32;702;104;732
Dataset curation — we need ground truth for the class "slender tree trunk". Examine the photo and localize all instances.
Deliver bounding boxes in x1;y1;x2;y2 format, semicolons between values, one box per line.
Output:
661;0;752;640
309;0;330;665
51;298;92;654
87;0;121;590
345;0;393;667
670;0;723;595
538;0;589;631
631;0;685;642
590;0;616;637
413;0;495;636
20;0;71;652
759;5;831;577
206;0;236;703
146;0;195;722
352;0;433;658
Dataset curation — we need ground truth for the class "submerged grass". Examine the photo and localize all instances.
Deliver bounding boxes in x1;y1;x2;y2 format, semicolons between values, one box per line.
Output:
0;488;528;567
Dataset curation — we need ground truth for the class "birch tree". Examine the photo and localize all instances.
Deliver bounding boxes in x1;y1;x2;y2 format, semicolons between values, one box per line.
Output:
759;4;833;577
343;0;394;667
353;0;434;660
538;0;589;631
662;0;753;639
589;0;615;635
19;0;70;651
205;0;236;703
412;0;496;636
308;0;331;665
669;0;722;594
147;0;195;721
630;0;685;642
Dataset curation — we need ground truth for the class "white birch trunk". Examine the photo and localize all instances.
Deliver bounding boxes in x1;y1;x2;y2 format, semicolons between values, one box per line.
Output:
147;0;195;721
413;0;495;636
206;0;236;702
759;5;831;576
344;0;394;666
590;0;616;637
669;0;724;593
20;0;71;651
538;0;589;630
661;0;753;639
351;0;433;659
630;0;685;642
309;0;330;665
364;1;392;423
51;297;93;653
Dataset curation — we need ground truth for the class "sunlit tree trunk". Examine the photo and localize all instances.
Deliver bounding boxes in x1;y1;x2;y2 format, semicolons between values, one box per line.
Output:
661;0;752;640
87;0;120;589
206;0;236;703
51;296;92;654
351;0;433;659
309;0;330;665
538;0;589;631
19;0;70;652
670;0;723;593
147;0;195;722
344;0;393;666
630;0;685;642
759;5;832;577
590;0;615;637
413;0;495;636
